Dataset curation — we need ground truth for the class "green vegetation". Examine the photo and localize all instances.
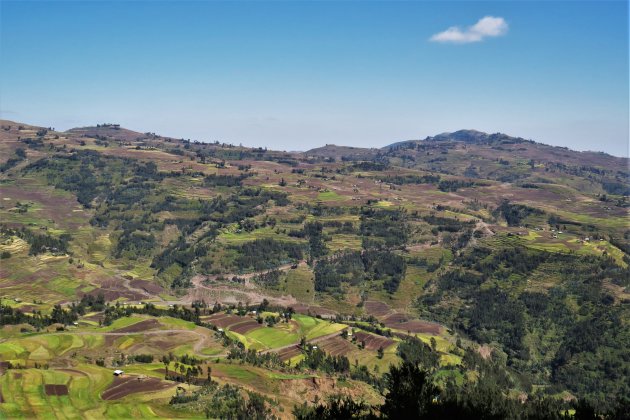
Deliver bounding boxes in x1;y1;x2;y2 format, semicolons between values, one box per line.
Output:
1;121;628;417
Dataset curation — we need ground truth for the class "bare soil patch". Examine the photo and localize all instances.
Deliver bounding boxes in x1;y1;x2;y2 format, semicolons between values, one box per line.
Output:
129;279;165;295
382;313;409;324
206;314;251;329
44;384;68;396
384;318;441;335
112;318;161;333
86;287;145;302
17;305;35;313
364;301;391;318
204;313;231;324
317;336;355;356
291;304;337;317
230;319;262;334
101;376;173;400
477;345;493;360
277;345;301;361
0;184;89;229
353;331;395;351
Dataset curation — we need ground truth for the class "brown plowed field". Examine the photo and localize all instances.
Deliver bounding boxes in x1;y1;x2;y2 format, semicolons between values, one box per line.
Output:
205;313;236;327
317;336;355;356
101;376;173;400
277;345;302;361
353;331;395;351
112;318;161;333
205;313;260;331
291;304;337;317
130;279;165;295
364;301;391;318
386;319;441;334
87;288;145;302
229;319;261;334
382;313;409;324
44;384;68;396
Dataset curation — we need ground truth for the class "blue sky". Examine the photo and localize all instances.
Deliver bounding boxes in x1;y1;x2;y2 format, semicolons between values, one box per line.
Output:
1;1;628;156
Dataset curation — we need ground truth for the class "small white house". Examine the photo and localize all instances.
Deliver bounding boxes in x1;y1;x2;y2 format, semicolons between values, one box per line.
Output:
113;370;124;376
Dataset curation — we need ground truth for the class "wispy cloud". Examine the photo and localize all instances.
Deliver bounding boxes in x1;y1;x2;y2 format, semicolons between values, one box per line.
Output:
430;16;508;44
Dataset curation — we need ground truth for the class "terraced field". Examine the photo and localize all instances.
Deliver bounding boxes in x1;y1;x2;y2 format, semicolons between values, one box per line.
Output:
203;311;347;351
0;310;393;417
353;331;395;351
0;365;182;419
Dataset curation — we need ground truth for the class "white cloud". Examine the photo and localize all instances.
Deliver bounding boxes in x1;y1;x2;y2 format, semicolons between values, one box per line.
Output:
430;16;508;44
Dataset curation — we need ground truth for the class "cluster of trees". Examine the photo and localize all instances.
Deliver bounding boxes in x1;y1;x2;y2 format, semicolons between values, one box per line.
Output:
493;200;544;226
0;294;106;328
130;354;154;363
233;238;303;272
113;229;156;258
296;358;629;419
360;208;408;248
0;147;26;172
602;180;630;196
150;188;290;287
0;303;73;328
437;179;478;192
397;337;440;369
253;269;282;287
375;174;441;185
227;347;284;369
362;249;406;293
348;322;392;338
24;150;130;207
420;244;630;408
296;347;351;374
1;225;71;256
313;249;406;294
171;383;276;419
203;173;253;187
23;148;296;289
422;215;475;234
164;364;207;385
101;302;203;326
322;220;356;234
304;221;327;259
351;161;389;171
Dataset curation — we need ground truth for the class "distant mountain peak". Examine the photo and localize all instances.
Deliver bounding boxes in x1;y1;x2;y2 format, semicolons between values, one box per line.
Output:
386;130;527;150
428;130;522;143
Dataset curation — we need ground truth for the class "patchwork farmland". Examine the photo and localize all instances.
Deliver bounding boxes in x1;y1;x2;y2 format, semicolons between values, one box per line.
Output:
0;119;627;416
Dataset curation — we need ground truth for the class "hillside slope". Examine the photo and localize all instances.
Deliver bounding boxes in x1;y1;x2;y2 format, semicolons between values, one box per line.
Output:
0;119;628;413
